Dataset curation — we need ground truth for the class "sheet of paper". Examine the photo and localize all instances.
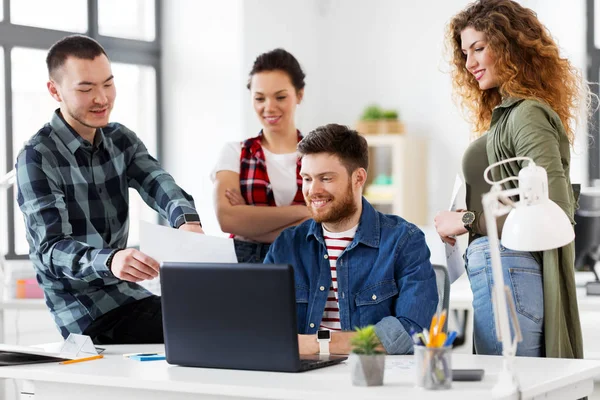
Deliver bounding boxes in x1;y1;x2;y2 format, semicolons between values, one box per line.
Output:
140;221;237;264
385;359;415;371
446;174;467;283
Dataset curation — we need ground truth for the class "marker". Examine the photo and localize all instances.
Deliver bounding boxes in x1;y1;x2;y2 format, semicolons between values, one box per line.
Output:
444;331;458;347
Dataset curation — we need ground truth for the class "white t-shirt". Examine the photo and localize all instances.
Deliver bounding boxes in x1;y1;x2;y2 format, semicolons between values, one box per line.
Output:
210;141;299;206
320;224;358;331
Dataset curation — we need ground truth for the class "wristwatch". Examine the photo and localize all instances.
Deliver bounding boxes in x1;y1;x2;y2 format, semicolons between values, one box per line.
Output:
462;211;476;233
174;213;201;229
316;330;331;355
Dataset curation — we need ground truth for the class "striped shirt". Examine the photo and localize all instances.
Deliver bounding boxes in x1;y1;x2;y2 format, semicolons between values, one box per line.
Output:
320;224;358;331
16;110;199;338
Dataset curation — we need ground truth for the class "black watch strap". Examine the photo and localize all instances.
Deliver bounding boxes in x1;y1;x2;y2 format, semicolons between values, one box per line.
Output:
174;213;201;229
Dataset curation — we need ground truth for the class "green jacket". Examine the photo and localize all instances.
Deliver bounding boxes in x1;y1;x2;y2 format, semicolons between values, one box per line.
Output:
486;97;583;359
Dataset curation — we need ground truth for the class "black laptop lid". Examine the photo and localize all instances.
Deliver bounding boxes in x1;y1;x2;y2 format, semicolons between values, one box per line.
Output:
161;262;302;372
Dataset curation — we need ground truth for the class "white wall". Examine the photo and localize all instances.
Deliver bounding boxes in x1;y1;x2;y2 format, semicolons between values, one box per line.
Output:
241;0;322;137
162;0;587;261
161;0;245;235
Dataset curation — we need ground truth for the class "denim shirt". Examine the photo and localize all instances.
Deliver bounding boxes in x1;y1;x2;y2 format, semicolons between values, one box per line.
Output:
264;197;438;355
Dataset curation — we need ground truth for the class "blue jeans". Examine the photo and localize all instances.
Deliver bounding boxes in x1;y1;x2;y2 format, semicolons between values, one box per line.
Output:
465;236;544;357
234;239;271;263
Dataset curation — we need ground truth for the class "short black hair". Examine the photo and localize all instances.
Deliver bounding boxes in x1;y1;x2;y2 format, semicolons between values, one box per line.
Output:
46;35;108;79
298;124;369;174
247;48;305;92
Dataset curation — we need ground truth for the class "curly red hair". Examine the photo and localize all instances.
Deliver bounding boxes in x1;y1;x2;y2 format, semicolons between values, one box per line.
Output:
447;0;586;144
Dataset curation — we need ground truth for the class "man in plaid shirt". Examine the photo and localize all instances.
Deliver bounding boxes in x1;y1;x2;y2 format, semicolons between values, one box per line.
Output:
15;35;203;344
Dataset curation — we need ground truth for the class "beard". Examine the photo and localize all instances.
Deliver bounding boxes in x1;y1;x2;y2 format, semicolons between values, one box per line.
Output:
306;180;358;224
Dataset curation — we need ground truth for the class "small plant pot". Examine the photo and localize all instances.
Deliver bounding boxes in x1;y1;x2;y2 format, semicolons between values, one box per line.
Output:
356;120;405;135
349;353;386;386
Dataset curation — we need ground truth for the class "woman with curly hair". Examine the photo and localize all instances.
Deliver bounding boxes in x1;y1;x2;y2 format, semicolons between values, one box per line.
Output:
434;0;587;358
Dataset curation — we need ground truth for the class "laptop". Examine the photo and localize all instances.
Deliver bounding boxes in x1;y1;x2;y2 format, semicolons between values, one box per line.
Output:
160;262;347;372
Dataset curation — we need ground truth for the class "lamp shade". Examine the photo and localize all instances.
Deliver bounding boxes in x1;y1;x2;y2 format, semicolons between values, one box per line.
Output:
501;199;575;251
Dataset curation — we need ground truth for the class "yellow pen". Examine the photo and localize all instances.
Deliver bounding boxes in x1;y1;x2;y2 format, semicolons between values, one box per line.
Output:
60;354;104;365
429;314;438;338
428;314;438;347
437;309;447;334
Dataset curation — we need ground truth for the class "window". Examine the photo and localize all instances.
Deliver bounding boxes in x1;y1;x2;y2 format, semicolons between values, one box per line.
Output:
98;0;156;41
588;0;600;183
0;1;161;259
10;0;87;32
110;63;158;247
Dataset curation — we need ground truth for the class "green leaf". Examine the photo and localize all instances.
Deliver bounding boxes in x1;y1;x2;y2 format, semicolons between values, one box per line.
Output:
350;325;384;355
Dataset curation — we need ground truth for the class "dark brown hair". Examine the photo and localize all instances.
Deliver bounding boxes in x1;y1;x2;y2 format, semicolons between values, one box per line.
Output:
247;48;305;92
298;124;368;174
46;35;108;80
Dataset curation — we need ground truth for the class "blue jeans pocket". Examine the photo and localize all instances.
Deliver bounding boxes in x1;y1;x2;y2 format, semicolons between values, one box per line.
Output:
509;267;543;324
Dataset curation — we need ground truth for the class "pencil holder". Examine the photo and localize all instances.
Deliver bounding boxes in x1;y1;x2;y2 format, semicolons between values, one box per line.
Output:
414;346;452;390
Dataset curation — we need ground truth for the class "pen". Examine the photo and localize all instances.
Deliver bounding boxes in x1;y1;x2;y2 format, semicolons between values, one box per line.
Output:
444;331;458;347
60;354;104;365
411;332;422;346
422;328;430;345
122;352;163;358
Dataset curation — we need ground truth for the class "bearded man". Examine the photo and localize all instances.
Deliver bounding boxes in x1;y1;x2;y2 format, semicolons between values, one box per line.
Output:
264;123;438;355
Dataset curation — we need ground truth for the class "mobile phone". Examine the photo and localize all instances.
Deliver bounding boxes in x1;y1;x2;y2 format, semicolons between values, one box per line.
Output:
452;368;485;381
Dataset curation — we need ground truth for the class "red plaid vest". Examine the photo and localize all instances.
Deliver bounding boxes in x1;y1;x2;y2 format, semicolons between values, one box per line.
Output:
239;131;304;206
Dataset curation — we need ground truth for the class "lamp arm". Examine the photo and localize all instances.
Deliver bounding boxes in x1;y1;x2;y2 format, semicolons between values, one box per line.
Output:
482;190;521;399
484;156;534;186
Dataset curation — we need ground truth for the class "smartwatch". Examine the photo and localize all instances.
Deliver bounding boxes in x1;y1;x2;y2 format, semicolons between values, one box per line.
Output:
462;211;476;233
317;330;331;355
174;213;201;229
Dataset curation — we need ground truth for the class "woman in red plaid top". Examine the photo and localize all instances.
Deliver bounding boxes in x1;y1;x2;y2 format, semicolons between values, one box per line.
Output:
211;49;310;263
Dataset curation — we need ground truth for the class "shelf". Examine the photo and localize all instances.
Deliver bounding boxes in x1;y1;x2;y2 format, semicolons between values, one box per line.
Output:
364;197;394;206
0;298;46;310
364;184;395;205
361;135;428;226
361;133;405;147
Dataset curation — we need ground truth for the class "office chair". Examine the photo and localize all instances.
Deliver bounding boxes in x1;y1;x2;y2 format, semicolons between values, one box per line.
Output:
574;187;600;295
432;264;450;332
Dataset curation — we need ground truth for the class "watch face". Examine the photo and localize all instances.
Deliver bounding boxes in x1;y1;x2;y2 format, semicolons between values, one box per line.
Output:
462;212;475;225
317;330;331;340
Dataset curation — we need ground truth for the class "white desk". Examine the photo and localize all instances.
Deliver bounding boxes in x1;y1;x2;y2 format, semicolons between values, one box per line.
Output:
1;344;600;400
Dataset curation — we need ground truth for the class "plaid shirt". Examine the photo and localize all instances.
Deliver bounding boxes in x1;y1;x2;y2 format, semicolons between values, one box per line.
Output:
239;131;304;206
16;110;199;338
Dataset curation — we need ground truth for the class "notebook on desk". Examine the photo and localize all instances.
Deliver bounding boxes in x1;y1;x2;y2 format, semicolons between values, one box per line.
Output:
160;262;347;372
0;344;68;366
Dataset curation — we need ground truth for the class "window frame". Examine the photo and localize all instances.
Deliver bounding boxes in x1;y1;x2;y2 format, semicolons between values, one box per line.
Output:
588;0;599;184
1;0;162;260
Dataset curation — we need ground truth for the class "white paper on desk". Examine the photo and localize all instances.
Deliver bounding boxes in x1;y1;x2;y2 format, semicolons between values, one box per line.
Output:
446;174;467;283
140;221;237;264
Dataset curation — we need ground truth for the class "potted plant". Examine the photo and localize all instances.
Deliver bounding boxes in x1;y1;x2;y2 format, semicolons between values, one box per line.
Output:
349;325;386;386
356;104;404;135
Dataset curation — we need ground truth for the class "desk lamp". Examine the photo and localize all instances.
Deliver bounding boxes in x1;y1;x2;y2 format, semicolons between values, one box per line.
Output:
482;157;574;399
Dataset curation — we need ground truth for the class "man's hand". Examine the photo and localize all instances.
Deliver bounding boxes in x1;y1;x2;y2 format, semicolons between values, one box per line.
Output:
179;222;204;234
298;334;319;355
110;248;159;282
